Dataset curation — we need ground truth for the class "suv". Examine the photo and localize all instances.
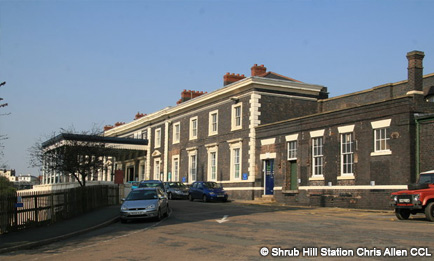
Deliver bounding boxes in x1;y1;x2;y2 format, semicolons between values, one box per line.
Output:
390;170;434;221
188;181;228;202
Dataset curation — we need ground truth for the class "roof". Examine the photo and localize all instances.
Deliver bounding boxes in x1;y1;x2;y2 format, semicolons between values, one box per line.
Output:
42;133;148;150
260;71;303;83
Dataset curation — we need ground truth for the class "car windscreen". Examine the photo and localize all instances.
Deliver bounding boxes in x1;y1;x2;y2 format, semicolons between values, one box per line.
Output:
139;182;164;189
203;182;220;189
419;174;434;184
126;190;158;200
167;182;185;188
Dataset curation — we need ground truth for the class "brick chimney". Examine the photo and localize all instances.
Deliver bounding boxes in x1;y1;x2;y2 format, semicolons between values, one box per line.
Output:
251;64;267;76
223;73;246;86
407;50;424;92
177;90;207;104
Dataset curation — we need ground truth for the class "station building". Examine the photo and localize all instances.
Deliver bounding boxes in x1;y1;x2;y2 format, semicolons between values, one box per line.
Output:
103;51;434;209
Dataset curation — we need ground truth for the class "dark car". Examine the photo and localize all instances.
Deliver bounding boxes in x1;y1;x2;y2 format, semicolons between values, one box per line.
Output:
164;182;189;200
138;180;167;193
188;181;228;202
120;187;169;223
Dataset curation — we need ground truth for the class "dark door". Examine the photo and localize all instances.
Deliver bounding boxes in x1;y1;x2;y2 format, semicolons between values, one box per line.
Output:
264;160;274;195
127;167;135;181
290;161;298;190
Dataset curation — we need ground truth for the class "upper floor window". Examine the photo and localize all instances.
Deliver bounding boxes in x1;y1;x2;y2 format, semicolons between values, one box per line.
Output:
173;122;180;144
209;110;218;136
141;129;148;140
190;117;198;140
155;128;161;148
231;104;242;131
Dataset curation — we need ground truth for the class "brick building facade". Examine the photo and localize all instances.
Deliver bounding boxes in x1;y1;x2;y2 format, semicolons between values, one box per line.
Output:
256;51;434;209
104;51;434;209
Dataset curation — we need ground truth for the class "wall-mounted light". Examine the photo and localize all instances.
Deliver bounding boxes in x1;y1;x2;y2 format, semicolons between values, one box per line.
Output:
230;97;239;103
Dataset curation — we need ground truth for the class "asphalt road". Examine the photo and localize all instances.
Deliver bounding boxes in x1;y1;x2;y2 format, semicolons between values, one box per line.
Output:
1;200;434;260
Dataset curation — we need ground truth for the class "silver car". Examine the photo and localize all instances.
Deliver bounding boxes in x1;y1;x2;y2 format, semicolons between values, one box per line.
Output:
120;187;169;223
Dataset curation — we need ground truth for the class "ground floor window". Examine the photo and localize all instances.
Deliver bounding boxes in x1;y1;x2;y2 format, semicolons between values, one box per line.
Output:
312;137;323;176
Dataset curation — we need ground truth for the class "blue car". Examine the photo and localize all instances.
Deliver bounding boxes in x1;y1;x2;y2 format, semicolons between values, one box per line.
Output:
188;181;228;202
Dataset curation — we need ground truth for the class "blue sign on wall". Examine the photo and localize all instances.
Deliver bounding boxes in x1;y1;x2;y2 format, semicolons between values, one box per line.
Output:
242;173;248;180
182;177;186;183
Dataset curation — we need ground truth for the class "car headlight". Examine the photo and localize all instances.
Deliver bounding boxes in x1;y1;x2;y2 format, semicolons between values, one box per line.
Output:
209;192;215;196
121;205;128;211
146;204;156;210
413;194;420;202
174;190;182;194
391;195;398;202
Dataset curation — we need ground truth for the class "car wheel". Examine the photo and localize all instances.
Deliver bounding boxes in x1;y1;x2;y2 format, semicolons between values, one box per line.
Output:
425;202;434;222
168;193;173;200
188;194;194;201
203;195;208;203
395;209;410;220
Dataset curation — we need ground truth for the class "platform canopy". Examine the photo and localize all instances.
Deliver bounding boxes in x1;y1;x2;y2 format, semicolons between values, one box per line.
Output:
42;133;148;153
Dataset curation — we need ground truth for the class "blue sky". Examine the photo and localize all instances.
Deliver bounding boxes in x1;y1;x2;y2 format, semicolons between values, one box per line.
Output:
1;0;434;177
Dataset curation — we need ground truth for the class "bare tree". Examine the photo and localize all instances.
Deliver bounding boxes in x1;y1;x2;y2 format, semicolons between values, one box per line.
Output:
29;127;118;187
0;81;8;168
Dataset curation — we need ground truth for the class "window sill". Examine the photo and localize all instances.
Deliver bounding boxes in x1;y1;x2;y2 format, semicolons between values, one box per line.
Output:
309;176;324;181
370;150;392;156
337;175;355;180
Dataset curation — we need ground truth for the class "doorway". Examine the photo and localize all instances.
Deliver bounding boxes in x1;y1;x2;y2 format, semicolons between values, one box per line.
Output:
263;159;274;195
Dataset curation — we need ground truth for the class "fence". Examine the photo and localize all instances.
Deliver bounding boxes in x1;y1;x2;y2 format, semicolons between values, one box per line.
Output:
0;185;119;234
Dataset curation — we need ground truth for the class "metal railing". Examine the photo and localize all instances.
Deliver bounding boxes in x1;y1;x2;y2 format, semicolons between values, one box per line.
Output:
0;185;119;234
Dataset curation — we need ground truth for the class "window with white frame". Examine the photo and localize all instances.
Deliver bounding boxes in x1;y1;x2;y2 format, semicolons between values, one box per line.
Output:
189;154;197;182
207;149;218;181
233;148;241;179
312;137;323;176
341;133;354;175
154;159;160;180
155;128;161;148
173;122;180;144
190;117;198;140
287;141;297;160
371;119;392;156
141;129;148;140
374;128;390;152
231;104;242;131
209;110;218;136
172;156;179;182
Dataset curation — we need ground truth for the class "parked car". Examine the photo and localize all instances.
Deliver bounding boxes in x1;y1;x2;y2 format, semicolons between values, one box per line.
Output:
127;181;139;190
138;180;167;193
120;187;169;223
164;182;189;200
391;170;434;221
188;181;228;202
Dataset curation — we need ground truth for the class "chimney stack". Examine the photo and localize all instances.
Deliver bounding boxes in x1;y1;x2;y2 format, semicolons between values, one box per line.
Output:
223;73;246;86
177;90;207;104
251;64;267;76
407;50;424;92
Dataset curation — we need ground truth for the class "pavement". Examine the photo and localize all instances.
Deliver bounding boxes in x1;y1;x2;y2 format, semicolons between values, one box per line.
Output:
0;205;121;254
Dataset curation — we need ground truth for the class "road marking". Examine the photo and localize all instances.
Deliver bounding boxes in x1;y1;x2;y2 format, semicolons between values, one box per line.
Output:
216;215;229;223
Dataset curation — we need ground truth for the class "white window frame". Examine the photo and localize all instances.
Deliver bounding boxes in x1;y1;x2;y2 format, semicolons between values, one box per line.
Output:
370;119;392;156
208;110;218;136
172;155;179;182
155;128;161;148
312;136;324;177
231;103;242;131
340;132;354;176
287;141;297;160
207;145;218;181
190;116;198;140
141;129;148;140
173;122;180;144
154;158;161;180
228;140;242;181
187;148;197;183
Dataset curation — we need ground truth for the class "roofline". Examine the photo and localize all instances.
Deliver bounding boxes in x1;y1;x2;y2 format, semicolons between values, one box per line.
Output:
105;76;326;136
